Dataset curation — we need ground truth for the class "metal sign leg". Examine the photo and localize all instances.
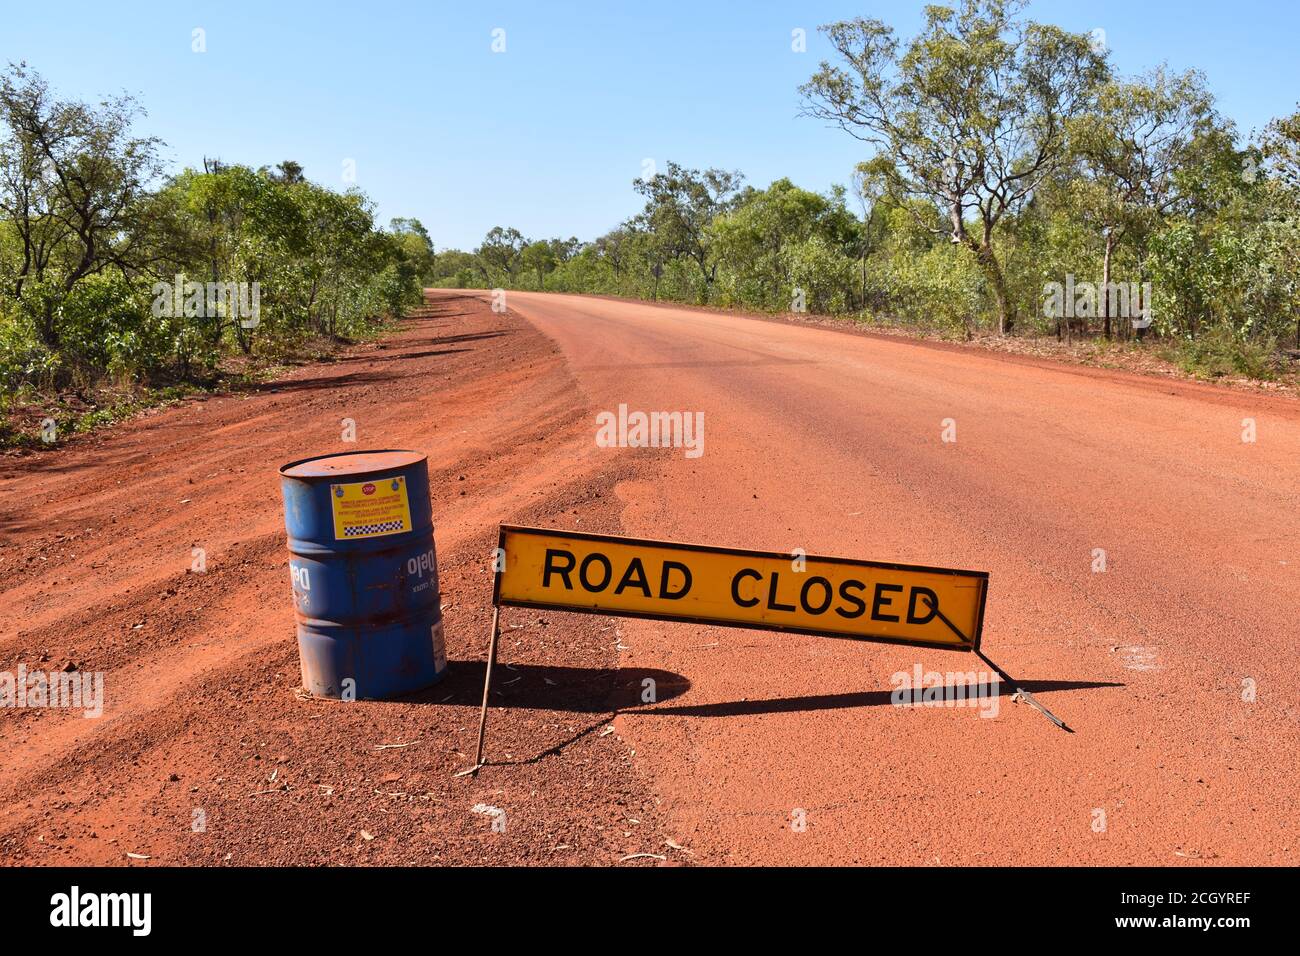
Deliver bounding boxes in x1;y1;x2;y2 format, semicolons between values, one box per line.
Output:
472;606;502;772
974;647;1073;733
923;594;1073;733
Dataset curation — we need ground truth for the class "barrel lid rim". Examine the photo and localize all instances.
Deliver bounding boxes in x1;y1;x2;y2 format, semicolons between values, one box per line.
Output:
279;449;427;479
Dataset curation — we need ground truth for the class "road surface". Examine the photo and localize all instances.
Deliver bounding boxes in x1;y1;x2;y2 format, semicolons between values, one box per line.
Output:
496;290;1297;865
1;289;1294;865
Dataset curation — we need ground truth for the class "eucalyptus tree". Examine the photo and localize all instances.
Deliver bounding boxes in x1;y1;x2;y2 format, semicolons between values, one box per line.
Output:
1069;67;1216;337
1259;108;1300;346
520;239;557;289
633;161;744;302
710;178;858;309
476;226;526;284
0;63;162;350
801;0;1107;333
390;217;437;284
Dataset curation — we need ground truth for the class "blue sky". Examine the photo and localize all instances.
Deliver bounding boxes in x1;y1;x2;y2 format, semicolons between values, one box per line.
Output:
4;1;1297;249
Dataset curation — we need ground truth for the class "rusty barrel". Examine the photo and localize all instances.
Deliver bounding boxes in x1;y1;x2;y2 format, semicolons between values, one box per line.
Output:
278;450;447;699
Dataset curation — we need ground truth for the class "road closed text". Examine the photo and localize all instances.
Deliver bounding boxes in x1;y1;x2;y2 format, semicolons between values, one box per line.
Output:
494;526;988;650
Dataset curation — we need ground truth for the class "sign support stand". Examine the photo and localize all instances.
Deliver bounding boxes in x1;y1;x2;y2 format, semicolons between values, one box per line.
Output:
470;606;501;774
972;647;1072;733
465;528;1073;771
924;594;1072;733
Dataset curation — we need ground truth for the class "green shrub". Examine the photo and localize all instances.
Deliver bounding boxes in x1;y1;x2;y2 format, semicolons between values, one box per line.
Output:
1161;327;1280;379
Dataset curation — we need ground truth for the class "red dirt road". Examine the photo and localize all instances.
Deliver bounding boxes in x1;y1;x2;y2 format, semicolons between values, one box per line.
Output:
2;289;1296;865
498;290;1298;866
0;294;678;866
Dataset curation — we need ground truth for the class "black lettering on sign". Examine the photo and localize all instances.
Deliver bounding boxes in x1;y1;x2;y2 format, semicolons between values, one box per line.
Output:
614;557;652;597
579;552;612;592
871;582;903;622
659;560;692;599
731;568;761;608
543;549;576;589
537;545;945;636
766;572;797;612
907;587;939;624
836;579;866;618
799;576;833;615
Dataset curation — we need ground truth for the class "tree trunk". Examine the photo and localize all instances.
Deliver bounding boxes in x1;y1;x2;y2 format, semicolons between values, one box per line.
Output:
1102;230;1115;340
975;243;1014;335
860;253;867;312
698;259;714;304
38;303;60;350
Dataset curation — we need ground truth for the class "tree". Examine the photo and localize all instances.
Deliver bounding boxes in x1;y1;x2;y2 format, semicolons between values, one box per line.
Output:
520;239;557;288
801;0;1107;333
849;165;888;308
633;161;743;301
295;186;382;338
1070;67;1215;337
390;217;436;284
425;248;479;287
268;159;305;184
1259;107;1300;347
1261;107;1300;191
476;226;525;283
710;178;857;309
0;63;162;350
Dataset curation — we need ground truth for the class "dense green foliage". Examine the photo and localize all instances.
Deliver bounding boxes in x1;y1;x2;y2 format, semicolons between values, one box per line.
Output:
0;65;431;409
434;1;1300;373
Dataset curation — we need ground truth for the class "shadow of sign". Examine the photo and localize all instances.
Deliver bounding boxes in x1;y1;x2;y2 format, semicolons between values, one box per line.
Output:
641;678;1122;719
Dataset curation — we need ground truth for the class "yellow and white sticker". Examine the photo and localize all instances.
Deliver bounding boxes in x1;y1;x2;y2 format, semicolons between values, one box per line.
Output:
330;476;412;540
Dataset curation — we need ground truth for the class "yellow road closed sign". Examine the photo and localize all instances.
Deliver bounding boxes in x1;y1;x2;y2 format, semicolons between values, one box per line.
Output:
493;525;989;651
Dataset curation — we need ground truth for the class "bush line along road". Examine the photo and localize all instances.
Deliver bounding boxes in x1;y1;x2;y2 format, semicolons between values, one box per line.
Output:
1;288;1295;865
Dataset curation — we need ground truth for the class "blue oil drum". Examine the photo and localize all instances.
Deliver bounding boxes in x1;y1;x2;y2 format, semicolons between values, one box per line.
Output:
278;449;447;699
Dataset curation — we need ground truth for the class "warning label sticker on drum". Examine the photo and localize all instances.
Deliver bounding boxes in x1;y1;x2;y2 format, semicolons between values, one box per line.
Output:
330;476;412;540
